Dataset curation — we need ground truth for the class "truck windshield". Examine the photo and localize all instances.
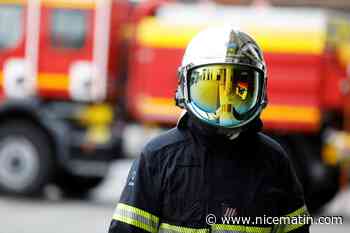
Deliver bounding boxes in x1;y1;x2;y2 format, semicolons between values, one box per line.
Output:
50;9;87;49
0;5;23;50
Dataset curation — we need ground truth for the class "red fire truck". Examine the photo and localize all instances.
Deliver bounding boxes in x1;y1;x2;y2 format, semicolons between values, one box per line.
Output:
0;0;129;196
0;0;349;211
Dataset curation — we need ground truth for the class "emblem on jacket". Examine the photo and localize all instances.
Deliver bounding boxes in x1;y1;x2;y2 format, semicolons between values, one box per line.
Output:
223;207;238;217
128;170;137;186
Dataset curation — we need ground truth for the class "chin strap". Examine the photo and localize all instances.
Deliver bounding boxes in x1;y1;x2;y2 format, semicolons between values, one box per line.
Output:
226;131;241;140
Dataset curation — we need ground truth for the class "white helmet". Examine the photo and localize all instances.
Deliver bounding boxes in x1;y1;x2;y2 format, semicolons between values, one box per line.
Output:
176;26;267;131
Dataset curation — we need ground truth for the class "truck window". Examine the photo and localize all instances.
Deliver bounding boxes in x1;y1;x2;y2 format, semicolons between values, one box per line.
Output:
50;9;87;49
0;5;23;50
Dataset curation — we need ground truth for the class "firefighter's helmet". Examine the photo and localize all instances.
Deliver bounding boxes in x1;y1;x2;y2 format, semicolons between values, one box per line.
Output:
176;26;267;132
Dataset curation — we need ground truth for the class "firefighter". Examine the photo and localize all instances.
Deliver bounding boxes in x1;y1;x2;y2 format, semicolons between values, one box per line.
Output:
108;27;310;233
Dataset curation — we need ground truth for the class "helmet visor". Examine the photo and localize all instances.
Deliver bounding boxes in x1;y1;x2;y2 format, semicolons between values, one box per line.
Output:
188;64;261;127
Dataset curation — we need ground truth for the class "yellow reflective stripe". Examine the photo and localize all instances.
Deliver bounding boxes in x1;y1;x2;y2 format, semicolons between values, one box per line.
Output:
286;205;309;218
113;214;156;233
114;207;158;230
159;223;209;233
117;203;159;223
113;203;159;233
284;223;305;233
212;224;272;233
282;205;310;233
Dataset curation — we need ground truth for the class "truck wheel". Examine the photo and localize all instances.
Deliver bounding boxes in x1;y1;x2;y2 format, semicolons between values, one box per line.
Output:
55;173;104;198
0;121;53;196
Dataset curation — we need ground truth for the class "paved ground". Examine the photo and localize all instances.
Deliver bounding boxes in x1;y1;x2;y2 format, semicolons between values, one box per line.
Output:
0;159;349;233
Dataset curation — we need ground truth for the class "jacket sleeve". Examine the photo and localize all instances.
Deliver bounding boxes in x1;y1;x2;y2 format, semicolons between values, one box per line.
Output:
274;152;311;233
108;150;161;233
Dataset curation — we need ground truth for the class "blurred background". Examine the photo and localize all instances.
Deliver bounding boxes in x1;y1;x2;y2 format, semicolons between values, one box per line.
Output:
0;0;350;232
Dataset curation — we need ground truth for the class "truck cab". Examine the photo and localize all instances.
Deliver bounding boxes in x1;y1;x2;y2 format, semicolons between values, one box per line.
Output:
0;0;129;196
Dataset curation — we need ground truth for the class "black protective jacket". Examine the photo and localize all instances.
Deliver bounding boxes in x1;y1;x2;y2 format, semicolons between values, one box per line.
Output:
109;113;310;233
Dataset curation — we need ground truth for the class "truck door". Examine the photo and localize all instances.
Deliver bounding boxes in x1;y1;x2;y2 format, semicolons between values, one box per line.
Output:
0;1;35;99
38;1;95;101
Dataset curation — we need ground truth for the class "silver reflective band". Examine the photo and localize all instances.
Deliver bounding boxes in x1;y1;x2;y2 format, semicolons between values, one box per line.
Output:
158;223;209;233
113;203;159;233
286;205;309;218
158;223;272;233
212;224;272;233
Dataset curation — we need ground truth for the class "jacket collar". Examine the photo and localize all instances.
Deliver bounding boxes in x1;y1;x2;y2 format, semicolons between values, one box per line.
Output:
176;111;262;152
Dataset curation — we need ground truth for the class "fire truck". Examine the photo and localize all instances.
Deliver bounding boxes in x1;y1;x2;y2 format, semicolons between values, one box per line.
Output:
0;0;349;211
0;0;130;196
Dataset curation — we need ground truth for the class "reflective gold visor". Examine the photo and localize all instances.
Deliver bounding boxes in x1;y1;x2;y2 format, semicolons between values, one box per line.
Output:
188;64;261;127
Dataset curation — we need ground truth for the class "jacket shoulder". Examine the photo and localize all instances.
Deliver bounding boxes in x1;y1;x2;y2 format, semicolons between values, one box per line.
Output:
256;132;289;160
142;127;188;155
